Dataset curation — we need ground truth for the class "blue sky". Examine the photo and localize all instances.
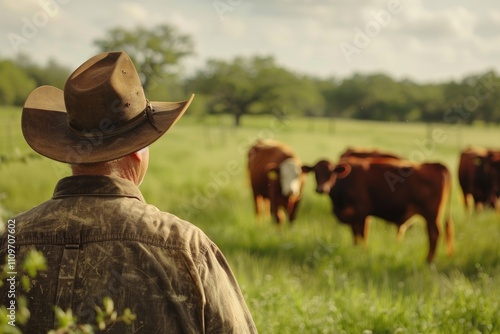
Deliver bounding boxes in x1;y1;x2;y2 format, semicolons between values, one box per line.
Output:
1;0;500;83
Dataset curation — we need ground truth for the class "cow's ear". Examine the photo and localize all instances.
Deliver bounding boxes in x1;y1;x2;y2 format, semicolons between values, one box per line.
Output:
301;165;313;173
334;163;352;179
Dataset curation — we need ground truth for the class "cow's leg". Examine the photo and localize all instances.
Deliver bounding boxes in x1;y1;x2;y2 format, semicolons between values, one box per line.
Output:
396;210;417;241
362;216;370;247
351;217;369;247
475;199;484;213
277;209;286;224
262;198;271;221
254;195;263;223
464;193;473;214
396;225;406;241
270;200;284;224
424;215;440;263
351;224;362;245
488;194;500;213
495;197;500;213
287;197;301;223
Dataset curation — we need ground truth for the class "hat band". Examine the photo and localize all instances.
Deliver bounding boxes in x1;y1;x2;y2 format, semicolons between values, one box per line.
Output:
68;101;161;139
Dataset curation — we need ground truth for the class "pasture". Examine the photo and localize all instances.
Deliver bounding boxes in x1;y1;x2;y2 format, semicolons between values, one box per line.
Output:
1;107;499;333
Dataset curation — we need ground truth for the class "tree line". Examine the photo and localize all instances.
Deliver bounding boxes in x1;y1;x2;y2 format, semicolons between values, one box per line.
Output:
1;24;500;126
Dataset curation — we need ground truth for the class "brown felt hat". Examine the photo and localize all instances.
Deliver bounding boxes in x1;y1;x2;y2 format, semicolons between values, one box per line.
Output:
21;51;194;163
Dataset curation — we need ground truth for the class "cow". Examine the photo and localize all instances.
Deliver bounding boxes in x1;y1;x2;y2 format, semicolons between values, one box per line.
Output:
482;151;500;210
340;147;403;160
307;147;402;194
458;147;500;212
247;139;307;224
303;157;454;263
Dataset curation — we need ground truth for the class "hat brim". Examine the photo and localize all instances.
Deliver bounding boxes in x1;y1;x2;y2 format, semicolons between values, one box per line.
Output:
22;86;194;163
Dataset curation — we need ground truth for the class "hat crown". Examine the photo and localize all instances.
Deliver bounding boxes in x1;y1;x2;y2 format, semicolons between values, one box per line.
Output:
64;52;147;134
21;50;193;164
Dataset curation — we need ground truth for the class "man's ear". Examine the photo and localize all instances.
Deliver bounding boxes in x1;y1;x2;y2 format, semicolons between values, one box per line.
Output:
132;147;149;162
131;151;142;162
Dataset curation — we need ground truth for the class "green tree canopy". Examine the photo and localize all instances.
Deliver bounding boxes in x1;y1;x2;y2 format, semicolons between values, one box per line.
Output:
332;73;408;121
187;55;324;126
1;22;499;126
0;60;36;105
442;71;500;125
94;24;194;95
16;53;70;89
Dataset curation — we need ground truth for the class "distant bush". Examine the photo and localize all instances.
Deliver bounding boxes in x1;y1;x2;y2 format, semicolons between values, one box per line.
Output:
0;60;36;106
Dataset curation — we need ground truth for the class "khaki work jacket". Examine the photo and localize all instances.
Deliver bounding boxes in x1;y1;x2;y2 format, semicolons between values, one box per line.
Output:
0;175;257;333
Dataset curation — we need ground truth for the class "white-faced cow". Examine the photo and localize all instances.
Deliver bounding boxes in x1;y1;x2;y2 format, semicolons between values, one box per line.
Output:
303;157;454;263
247;140;307;224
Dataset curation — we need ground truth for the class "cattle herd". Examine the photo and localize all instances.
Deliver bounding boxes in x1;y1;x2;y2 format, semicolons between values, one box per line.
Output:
247;139;500;263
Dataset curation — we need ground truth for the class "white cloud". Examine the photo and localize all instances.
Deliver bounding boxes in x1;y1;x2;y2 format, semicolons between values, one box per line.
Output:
118;3;149;22
397;2;477;39
1;0;40;14
1;0;499;83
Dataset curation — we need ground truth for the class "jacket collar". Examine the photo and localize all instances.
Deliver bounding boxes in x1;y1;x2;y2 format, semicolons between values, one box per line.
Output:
52;175;146;202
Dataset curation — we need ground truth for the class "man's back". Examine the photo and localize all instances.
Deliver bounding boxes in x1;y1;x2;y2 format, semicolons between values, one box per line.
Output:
1;175;256;333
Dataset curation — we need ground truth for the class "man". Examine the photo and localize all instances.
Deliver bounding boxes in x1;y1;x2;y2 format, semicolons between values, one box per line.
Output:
0;51;257;333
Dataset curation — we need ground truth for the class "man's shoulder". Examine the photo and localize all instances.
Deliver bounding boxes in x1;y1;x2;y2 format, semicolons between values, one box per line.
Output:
138;203;213;248
6;198;214;252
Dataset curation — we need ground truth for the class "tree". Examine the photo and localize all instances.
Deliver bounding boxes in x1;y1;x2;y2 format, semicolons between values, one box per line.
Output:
315;77;338;118
403;80;446;123
16;53;70;89
187;55;324;126
332;73;370;119
332;73;409;121
0;60;36;106
447;71;500;125
94;25;194;94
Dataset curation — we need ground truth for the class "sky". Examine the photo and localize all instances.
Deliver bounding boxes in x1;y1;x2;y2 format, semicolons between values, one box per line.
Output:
1;0;500;83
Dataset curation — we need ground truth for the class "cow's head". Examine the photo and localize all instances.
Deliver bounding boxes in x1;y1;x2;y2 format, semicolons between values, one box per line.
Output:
265;158;304;197
278;158;303;197
303;159;352;194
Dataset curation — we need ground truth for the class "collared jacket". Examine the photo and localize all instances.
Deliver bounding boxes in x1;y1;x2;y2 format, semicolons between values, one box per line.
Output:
0;175;257;333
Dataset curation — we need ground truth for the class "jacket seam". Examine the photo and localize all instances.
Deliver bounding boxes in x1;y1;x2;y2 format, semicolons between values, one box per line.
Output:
8;234;187;250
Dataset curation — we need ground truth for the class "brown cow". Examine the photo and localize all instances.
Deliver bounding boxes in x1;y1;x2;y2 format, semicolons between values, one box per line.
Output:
308;148;403;194
458;146;500;212
483;151;500;210
247;140;307;224
303;157;454;263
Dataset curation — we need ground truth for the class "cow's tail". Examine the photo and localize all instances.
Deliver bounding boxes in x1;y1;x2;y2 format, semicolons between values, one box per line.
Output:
441;165;454;257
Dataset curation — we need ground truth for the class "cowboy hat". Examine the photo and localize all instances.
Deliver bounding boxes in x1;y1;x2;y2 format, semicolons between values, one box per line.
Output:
21;51;194;163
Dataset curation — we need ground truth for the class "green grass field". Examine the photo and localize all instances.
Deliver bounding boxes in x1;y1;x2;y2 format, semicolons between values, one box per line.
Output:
1;107;499;333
